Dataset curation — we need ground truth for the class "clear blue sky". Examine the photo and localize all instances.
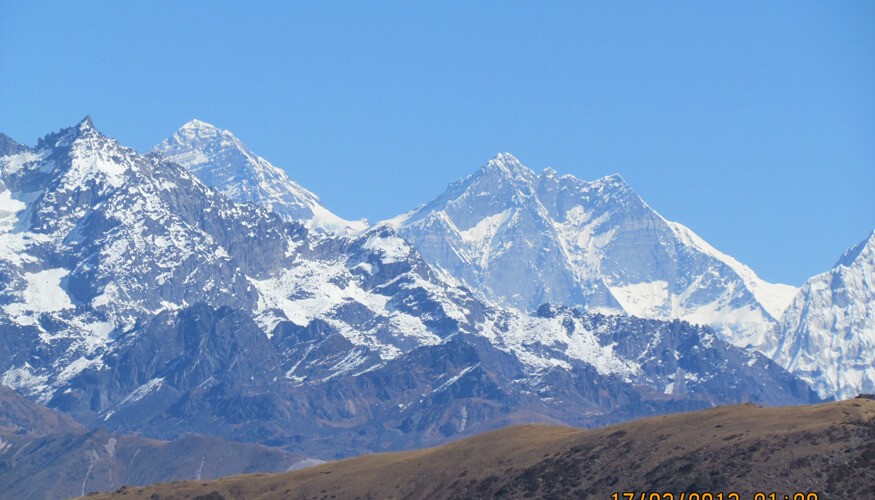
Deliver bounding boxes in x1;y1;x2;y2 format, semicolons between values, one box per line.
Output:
1;1;873;286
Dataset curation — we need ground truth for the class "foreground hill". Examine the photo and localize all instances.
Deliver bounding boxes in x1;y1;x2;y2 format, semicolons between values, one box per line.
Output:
88;399;875;500
0;385;306;499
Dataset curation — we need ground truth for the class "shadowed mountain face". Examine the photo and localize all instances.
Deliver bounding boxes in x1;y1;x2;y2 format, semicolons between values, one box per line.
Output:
0;119;818;465
88;399;875;500
0;385;305;500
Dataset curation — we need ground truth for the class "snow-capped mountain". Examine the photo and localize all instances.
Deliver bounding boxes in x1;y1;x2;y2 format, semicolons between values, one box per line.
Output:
0;119;817;464
0;117;466;401
153;119;366;233
389;153;797;349
773;230;875;399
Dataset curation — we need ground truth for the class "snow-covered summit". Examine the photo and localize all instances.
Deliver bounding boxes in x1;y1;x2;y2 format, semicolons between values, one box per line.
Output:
37;116;99;148
179;117;219;133
390;153;798;349
479;152;537;181
836;229;875;268
153;119;366;234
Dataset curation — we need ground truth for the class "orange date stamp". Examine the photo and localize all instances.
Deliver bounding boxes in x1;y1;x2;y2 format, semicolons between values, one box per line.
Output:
611;493;820;500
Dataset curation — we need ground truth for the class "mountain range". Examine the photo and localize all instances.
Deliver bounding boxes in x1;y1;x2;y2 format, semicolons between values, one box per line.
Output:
147;118;873;400
0;117;871;496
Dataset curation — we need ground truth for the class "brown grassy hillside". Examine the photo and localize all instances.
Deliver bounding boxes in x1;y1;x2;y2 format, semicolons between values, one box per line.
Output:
87;399;875;500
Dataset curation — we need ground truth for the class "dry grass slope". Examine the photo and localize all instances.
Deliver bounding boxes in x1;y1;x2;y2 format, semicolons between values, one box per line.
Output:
87;399;875;500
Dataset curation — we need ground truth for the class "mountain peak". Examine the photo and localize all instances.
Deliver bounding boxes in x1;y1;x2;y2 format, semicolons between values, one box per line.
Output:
583;172;635;198
153;120;365;234
598;172;630;187
156;121;258;174
836;228;875;269
475;152;536;183
78;115;94;131
493;151;520;163
172;119;232;145
155;119;246;168
180;118;222;134
181;118;215;129
71;115;103;142
604;172;625;182
0;132;27;156
488;152;524;169
36;116;104;149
